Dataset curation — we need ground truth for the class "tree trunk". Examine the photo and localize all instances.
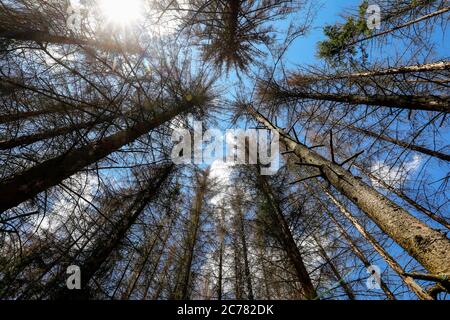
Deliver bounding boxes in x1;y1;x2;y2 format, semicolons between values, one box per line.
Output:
289;61;450;84
0;115;117;150
344;123;449;162
51;164;174;299
271;89;450;113
257;172;318;300
347;7;450;47
232;196;254;300
321;203;396;300
0;101;193;213
321;186;434;300
356;163;450;230
175;170;208;300
313;235;356;300
248;106;450;277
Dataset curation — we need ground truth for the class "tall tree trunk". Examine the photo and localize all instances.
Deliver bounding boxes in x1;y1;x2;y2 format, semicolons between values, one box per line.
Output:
232;196;254;300
121;213;174;299
312;235;356;300
344;123;449;162
175;170;208;300
356;163;450;230
320;203;396;300
51;164;174;299
0;27;142;53
347;7;450;47
321;186;434;300
248;106;450;276
288;61;450;84
268;89;450;113
257;172;318;300
217;209;226;300
0;101;194;213
0;114;117;150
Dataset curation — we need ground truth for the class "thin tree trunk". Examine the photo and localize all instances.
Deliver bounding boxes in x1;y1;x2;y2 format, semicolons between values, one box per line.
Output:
121;214;172;299
0;115;117;150
321;204;396;300
248;106;450;276
345;123;449;162
239;211;254;300
312;235;356;300
348;7;450;47
217;236;224;300
51;165;174;299
0;27;142;53
176;171;208;300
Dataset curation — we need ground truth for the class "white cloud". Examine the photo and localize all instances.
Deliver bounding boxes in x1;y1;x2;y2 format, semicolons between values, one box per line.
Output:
370;154;422;188
208;159;234;206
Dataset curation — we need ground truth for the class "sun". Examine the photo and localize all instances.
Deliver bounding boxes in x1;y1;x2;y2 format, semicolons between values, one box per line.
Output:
98;0;143;27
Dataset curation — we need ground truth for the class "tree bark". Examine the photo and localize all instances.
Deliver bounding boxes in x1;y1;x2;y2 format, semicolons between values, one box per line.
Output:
175;170;208;300
356;163;450;230
321;187;434;300
51;164;174;299
248;106;450;277
0;101;193;213
271;89;450;113
257;172;318;300
313;235;356;300
289;61;450;84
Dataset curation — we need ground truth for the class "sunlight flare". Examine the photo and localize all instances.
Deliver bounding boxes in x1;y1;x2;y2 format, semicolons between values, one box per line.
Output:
98;0;143;27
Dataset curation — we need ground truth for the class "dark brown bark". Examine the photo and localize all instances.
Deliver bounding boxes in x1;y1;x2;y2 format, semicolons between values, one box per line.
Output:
0;101;193;213
273;90;450;113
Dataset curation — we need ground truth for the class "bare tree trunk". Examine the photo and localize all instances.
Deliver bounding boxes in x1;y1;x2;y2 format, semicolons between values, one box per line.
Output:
217;235;224;300
51;165;174;299
321;186;434;300
248;106;450;277
344;124;449;162
347;7;450;47
312;235;356;300
217;209;226;300
175;170;208;300
321;204;396;300
0;101;193;213
288;61;450;84
257;172;318;300
232;196;254;300
356;164;450;230
0;115;117;150
268;89;450;113
0;27;142;53
121;214;174;299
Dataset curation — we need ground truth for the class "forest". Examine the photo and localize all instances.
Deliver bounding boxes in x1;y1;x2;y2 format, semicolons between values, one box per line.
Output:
0;0;449;301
